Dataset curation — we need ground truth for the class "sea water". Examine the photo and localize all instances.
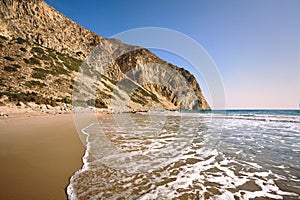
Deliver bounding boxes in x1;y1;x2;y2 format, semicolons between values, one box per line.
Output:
67;110;300;199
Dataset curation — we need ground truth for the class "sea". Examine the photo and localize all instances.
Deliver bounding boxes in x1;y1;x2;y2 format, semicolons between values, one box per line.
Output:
67;110;300;200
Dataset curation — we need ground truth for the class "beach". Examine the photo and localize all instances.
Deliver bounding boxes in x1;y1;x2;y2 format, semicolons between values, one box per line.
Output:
0;113;85;200
1;110;299;199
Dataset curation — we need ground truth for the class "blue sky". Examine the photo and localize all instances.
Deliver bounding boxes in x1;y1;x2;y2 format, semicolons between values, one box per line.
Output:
45;0;300;109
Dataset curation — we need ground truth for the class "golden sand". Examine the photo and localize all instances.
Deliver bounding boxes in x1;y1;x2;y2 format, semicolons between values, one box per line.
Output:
0;113;85;200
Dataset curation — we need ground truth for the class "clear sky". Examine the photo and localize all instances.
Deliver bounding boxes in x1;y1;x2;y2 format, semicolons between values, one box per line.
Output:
45;0;300;109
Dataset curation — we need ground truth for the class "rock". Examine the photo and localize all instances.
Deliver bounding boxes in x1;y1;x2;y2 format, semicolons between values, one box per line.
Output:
0;0;103;60
0;0;210;113
0;112;9;117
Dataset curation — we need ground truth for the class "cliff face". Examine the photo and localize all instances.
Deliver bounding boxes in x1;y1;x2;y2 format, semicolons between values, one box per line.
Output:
113;47;211;110
0;0;210;112
0;0;102;59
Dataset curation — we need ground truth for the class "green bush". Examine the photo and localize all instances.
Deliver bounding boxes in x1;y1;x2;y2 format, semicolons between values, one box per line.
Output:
31;47;44;54
98;90;112;99
47;51;57;59
20;47;27;52
54;79;62;85
131;96;146;106
32;68;55;79
0;35;8;40
16;37;27;44
4;56;15;61
38;54;52;61
54;65;70;75
101;80;113;92
100;75;118;85
3;66;18;72
62;96;72;104
76;51;83;57
0;78;5;86
25;80;46;88
2;91;46;105
56;96;72;104
149;92;159;102
50;100;57;107
24;57;40;65
46;97;57;107
64;62;80;72
57;52;82;72
23;58;29;63
95;98;107;108
12;64;21;69
137;87;159;103
29;57;40;65
32;71;46;79
85;98;107;108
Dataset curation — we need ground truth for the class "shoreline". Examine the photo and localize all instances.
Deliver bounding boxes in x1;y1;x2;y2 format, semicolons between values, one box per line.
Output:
0;112;86;200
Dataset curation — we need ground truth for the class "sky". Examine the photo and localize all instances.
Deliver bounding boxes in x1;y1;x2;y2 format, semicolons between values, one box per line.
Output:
45;0;300;109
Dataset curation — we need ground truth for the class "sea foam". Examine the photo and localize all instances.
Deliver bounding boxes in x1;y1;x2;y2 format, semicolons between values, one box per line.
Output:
68;111;300;199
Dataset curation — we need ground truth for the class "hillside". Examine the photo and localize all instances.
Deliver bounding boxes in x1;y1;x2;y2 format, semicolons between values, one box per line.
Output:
0;0;210;114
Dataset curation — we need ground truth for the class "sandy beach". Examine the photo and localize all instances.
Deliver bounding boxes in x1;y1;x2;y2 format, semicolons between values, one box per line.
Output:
0;113;85;200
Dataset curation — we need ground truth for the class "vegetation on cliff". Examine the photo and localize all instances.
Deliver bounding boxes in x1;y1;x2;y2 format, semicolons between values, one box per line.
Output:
0;0;210;112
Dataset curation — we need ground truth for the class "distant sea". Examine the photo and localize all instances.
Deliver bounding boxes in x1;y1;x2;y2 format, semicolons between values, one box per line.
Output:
68;110;300;199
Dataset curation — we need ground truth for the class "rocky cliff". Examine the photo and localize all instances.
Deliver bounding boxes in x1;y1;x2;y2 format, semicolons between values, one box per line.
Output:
0;0;210;113
0;0;102;59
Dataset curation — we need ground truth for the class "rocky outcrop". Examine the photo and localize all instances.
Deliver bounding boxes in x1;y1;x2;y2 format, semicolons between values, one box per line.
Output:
0;0;210;112
0;0;103;59
114;47;210;110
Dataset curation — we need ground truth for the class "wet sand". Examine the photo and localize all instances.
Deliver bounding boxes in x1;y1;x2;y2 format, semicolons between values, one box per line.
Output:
0;114;85;200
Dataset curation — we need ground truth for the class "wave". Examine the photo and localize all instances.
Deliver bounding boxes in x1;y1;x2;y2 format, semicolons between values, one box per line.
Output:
67;112;300;199
146;110;300;124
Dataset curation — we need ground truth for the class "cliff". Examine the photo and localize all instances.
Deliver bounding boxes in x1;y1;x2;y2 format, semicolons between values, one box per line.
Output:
0;0;210;113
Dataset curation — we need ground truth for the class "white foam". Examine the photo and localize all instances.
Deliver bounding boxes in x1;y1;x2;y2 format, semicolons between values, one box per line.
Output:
66;112;300;199
67;123;95;200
